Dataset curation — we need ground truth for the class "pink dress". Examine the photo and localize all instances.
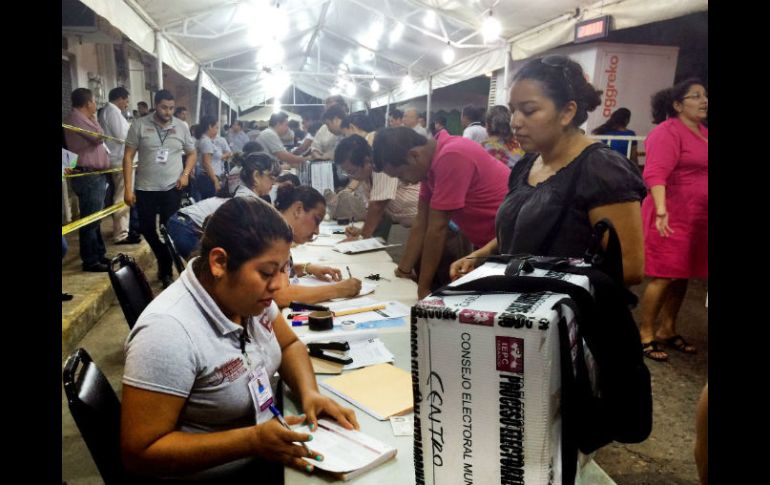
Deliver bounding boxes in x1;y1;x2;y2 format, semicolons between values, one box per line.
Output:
641;118;708;278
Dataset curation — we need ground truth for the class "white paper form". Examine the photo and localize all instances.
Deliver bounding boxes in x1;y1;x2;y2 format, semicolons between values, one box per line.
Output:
326;299;411;326
448;261;507;286
311;161;335;195
333;238;401;254
297;419;396;473
295;275;377;299
300;330;395;370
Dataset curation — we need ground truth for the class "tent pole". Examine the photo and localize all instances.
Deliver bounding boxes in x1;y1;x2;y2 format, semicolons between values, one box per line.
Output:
155;31;164;90
196;70;203;123
218;95;222;128
503;44;511;100
426;76;433;129
384;92;391;127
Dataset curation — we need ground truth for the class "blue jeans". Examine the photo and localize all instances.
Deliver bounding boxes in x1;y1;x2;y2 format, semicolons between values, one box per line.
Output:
166;214;201;259
70;174;107;267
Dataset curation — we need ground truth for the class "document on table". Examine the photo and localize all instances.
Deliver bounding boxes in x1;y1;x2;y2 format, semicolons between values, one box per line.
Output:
296;418;397;481
449;262;508;286
301;330;395;370
295;275;377;299
334;238;401;254
320;363;413;420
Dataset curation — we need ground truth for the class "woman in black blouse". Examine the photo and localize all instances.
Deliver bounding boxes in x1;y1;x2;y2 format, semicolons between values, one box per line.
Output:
450;55;646;285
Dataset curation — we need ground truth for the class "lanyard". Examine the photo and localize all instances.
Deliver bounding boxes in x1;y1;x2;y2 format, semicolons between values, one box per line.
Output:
154;123;172;147
239;325;254;369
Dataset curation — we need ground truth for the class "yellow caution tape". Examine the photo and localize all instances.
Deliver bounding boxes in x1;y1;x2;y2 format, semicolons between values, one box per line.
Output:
63;165;136;178
62;123;125;144
62;202;127;235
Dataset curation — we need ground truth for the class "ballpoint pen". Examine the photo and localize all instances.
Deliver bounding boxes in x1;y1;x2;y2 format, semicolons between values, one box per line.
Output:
258;379;312;456
346;265;353;279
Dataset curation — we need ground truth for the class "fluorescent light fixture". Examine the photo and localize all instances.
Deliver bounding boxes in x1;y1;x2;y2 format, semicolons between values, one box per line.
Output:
442;45;455;64
423;10;437;29
482;12;501;43
257;42;285;67
389;22;404;44
370;78;380;92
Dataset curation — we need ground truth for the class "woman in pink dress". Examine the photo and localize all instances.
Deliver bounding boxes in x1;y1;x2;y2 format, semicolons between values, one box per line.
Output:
639;79;708;361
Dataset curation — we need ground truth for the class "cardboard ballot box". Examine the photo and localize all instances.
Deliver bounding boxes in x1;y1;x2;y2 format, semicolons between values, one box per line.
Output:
411;264;592;485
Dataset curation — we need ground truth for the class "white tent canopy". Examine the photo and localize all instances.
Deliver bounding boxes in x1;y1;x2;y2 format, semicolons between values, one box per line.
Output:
79;0;707;113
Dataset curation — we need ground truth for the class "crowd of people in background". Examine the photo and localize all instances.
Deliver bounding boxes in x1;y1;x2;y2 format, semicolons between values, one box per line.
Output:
63;67;708;354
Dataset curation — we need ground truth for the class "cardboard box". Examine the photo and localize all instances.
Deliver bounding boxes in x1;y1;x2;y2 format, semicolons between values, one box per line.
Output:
411;264;591;485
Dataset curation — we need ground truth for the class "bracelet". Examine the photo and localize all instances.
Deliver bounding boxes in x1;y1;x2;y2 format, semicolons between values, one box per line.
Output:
656;213;667;218
182;170;191;176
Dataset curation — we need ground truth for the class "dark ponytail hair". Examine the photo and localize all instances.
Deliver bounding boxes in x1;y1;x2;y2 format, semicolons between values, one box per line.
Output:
274;184;325;213
240;153;280;187
514;55;602;128
194;115;217;139
193;197;292;275
651;78;704;124
592;107;631;135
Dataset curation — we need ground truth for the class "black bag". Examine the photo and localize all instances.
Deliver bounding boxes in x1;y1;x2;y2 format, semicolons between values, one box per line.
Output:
434;219;652;484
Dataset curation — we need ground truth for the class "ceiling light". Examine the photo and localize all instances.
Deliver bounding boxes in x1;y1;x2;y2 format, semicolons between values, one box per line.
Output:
346;82;357;97
402;74;413;90
330;85;341;95
358;46;375;62
257;42;284;67
423;10;437;29
482;11;502;43
272;100;281;113
370;78;380;92
442;44;455;64
389;22;404;44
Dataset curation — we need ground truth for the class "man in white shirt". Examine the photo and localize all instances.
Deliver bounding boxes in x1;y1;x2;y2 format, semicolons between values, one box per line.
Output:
310;95;348;160
99;86;141;244
226;120;250;153
461;105;488;144
403;107;429;137
256;112;309;167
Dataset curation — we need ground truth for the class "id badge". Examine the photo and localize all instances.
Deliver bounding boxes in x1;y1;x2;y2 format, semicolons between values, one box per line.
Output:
247;367;274;423
155;148;170;164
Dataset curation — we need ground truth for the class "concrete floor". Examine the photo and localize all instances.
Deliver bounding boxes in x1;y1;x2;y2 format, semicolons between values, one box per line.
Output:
62;223;707;485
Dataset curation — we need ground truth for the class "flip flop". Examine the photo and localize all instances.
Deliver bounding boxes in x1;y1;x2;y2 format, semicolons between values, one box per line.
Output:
659;335;697;354
642;340;668;362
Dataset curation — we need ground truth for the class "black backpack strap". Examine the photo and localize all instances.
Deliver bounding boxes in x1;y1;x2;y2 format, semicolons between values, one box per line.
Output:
584;218;624;286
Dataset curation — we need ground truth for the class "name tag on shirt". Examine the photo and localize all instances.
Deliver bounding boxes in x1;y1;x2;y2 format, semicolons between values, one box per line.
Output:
247;367;274;423
155;148;170;164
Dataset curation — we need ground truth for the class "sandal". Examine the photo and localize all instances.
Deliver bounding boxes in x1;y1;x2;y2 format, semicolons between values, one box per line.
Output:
659;335;697;354
642;341;668;362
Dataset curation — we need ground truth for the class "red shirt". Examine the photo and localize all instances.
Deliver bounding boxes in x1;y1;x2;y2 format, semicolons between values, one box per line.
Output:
420;130;511;247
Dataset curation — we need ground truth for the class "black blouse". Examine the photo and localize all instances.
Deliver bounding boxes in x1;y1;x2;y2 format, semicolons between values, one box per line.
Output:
495;143;645;258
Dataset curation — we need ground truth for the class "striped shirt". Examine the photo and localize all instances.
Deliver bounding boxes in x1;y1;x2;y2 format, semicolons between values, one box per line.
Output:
365;131;418;226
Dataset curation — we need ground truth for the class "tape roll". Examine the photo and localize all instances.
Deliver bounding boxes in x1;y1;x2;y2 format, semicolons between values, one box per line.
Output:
341;320;357;331
308;310;334;331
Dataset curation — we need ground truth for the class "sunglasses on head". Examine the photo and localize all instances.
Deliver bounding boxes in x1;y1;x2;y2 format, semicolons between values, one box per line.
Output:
540;55;575;98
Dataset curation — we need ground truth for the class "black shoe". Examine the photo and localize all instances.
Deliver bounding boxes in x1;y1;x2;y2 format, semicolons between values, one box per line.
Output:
160;276;174;289
83;262;109;272
116;235;142;245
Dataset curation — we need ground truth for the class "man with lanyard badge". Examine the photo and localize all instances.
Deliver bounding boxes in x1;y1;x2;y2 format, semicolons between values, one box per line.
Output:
123;89;197;288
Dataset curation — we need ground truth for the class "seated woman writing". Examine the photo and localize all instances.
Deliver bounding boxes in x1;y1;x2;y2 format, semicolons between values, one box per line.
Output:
121;197;359;481
273;184;362;307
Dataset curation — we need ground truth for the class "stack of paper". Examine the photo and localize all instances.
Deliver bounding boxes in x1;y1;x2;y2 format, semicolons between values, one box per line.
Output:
320;363;413;420
302;331;395;371
296;418;397;481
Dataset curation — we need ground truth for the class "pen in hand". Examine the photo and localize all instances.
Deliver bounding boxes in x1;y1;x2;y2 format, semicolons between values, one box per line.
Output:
258;379;312;456
346;266;353;279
